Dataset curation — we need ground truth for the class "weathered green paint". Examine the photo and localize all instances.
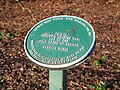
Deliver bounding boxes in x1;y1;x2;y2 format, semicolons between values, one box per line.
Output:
49;70;67;90
24;15;95;69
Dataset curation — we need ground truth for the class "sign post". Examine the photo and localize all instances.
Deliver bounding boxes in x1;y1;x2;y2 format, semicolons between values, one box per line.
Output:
49;70;67;90
24;15;95;90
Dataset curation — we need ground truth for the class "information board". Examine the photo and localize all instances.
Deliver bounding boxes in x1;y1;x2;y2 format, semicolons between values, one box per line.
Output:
24;15;95;69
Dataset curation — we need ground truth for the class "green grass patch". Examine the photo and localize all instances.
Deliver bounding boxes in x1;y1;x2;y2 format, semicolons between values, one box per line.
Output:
101;55;108;61
89;81;106;90
93;55;108;66
93;60;101;66
0;32;15;41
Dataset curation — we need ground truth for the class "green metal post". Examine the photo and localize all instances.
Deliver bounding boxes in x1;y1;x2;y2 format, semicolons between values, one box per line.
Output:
49;70;67;90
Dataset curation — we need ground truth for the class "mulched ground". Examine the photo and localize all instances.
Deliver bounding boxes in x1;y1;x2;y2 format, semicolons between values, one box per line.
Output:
0;0;120;90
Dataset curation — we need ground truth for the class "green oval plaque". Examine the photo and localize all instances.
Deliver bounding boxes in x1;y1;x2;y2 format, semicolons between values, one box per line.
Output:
24;15;95;69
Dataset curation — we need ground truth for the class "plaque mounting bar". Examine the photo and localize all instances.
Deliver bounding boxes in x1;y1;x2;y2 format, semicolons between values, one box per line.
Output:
49;70;67;90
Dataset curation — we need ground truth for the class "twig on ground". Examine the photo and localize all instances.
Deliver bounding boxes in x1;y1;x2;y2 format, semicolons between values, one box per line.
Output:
70;81;81;87
16;0;37;23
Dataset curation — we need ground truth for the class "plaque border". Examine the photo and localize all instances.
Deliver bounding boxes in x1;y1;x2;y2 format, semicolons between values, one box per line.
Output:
24;15;95;69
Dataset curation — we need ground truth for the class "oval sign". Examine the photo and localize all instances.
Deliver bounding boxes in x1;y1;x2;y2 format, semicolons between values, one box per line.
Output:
24;15;95;69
